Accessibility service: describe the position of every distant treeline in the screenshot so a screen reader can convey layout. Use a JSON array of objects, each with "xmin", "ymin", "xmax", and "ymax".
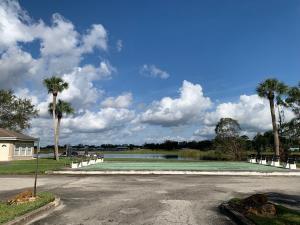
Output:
[
  {"xmin": 41, "ymin": 129, "xmax": 299, "ymax": 152},
  {"xmin": 143, "ymin": 140, "xmax": 213, "ymax": 150}
]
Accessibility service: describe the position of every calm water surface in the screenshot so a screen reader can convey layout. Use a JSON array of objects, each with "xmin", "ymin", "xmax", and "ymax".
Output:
[{"xmin": 34, "ymin": 153, "xmax": 191, "ymax": 160}]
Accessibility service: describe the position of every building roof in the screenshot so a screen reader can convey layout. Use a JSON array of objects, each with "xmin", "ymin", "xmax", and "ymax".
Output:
[{"xmin": 0, "ymin": 128, "xmax": 38, "ymax": 141}]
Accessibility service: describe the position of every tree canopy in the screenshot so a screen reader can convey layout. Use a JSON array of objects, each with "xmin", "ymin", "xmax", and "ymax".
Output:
[
  {"xmin": 0, "ymin": 90, "xmax": 38, "ymax": 132},
  {"xmin": 256, "ymin": 78, "xmax": 288, "ymax": 100},
  {"xmin": 286, "ymin": 82, "xmax": 300, "ymax": 118},
  {"xmin": 43, "ymin": 76, "xmax": 69, "ymax": 96},
  {"xmin": 48, "ymin": 100, "xmax": 74, "ymax": 119},
  {"xmin": 215, "ymin": 118, "xmax": 241, "ymax": 139}
]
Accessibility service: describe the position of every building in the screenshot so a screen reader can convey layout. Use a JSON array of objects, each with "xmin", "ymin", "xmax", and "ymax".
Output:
[{"xmin": 0, "ymin": 128, "xmax": 39, "ymax": 161}]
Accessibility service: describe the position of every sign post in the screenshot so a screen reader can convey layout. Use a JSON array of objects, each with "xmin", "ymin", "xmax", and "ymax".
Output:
[{"xmin": 33, "ymin": 138, "xmax": 40, "ymax": 197}]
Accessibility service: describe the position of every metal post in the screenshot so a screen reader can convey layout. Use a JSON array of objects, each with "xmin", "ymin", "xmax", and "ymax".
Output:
[{"xmin": 33, "ymin": 138, "xmax": 40, "ymax": 197}]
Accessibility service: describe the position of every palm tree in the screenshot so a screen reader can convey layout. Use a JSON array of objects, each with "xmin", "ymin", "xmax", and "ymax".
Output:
[
  {"xmin": 286, "ymin": 82, "xmax": 300, "ymax": 118},
  {"xmin": 256, "ymin": 78, "xmax": 288, "ymax": 156},
  {"xmin": 49, "ymin": 100, "xmax": 74, "ymax": 153},
  {"xmin": 43, "ymin": 77, "xmax": 69, "ymax": 160}
]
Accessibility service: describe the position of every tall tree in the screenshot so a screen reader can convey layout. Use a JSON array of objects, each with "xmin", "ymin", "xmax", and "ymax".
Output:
[
  {"xmin": 49, "ymin": 100, "xmax": 74, "ymax": 151},
  {"xmin": 256, "ymin": 78, "xmax": 288, "ymax": 156},
  {"xmin": 285, "ymin": 82, "xmax": 300, "ymax": 118},
  {"xmin": 214, "ymin": 118, "xmax": 242, "ymax": 160},
  {"xmin": 43, "ymin": 77, "xmax": 69, "ymax": 161},
  {"xmin": 0, "ymin": 89, "xmax": 38, "ymax": 131}
]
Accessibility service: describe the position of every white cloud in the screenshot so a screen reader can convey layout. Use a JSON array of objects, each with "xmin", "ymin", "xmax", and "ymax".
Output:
[
  {"xmin": 59, "ymin": 63, "xmax": 114, "ymax": 109},
  {"xmin": 35, "ymin": 14, "xmax": 79, "ymax": 56},
  {"xmin": 81, "ymin": 24, "xmax": 107, "ymax": 53},
  {"xmin": 0, "ymin": 46, "xmax": 35, "ymax": 88},
  {"xmin": 15, "ymin": 88, "xmax": 39, "ymax": 105},
  {"xmin": 140, "ymin": 80, "xmax": 212, "ymax": 126},
  {"xmin": 0, "ymin": 1, "xmax": 131, "ymax": 145},
  {"xmin": 29, "ymin": 106, "xmax": 136, "ymax": 145},
  {"xmin": 0, "ymin": 0, "xmax": 109, "ymax": 87},
  {"xmin": 140, "ymin": 64, "xmax": 170, "ymax": 79},
  {"xmin": 62, "ymin": 108, "xmax": 135, "ymax": 133},
  {"xmin": 193, "ymin": 126, "xmax": 215, "ymax": 137},
  {"xmin": 144, "ymin": 136, "xmax": 190, "ymax": 143},
  {"xmin": 202, "ymin": 94, "xmax": 295, "ymax": 137},
  {"xmin": 116, "ymin": 39, "xmax": 122, "ymax": 52},
  {"xmin": 101, "ymin": 93, "xmax": 132, "ymax": 108},
  {"xmin": 0, "ymin": 0, "xmax": 34, "ymax": 50}
]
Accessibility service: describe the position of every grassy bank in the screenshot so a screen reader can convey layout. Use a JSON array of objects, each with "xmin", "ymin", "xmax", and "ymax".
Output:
[
  {"xmin": 0, "ymin": 192, "xmax": 55, "ymax": 224},
  {"xmin": 0, "ymin": 158, "xmax": 71, "ymax": 174},
  {"xmin": 178, "ymin": 149, "xmax": 232, "ymax": 160}
]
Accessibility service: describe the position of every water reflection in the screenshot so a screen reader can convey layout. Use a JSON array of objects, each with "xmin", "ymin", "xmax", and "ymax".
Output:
[{"xmin": 34, "ymin": 153, "xmax": 192, "ymax": 160}]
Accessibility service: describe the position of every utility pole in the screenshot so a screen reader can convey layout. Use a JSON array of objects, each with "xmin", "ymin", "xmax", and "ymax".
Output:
[{"xmin": 33, "ymin": 138, "xmax": 40, "ymax": 197}]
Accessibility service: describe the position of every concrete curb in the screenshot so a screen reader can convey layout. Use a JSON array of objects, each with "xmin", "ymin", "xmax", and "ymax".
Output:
[
  {"xmin": 219, "ymin": 202, "xmax": 255, "ymax": 225},
  {"xmin": 46, "ymin": 170, "xmax": 300, "ymax": 176},
  {"xmin": 4, "ymin": 196, "xmax": 60, "ymax": 225}
]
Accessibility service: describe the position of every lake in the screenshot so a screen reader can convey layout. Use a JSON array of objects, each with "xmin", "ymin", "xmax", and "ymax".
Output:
[{"xmin": 34, "ymin": 153, "xmax": 191, "ymax": 160}]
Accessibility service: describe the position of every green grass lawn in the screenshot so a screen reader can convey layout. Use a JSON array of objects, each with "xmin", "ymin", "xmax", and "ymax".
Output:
[
  {"xmin": 0, "ymin": 155, "xmax": 296, "ymax": 174},
  {"xmin": 83, "ymin": 161, "xmax": 287, "ymax": 171},
  {"xmin": 0, "ymin": 192, "xmax": 54, "ymax": 224},
  {"xmin": 0, "ymin": 158, "xmax": 71, "ymax": 174},
  {"xmin": 104, "ymin": 158, "xmax": 197, "ymax": 162}
]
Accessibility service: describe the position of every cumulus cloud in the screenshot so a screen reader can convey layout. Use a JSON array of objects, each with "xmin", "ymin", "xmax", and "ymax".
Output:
[
  {"xmin": 0, "ymin": 46, "xmax": 35, "ymax": 88},
  {"xmin": 101, "ymin": 93, "xmax": 132, "ymax": 108},
  {"xmin": 0, "ymin": 0, "xmax": 33, "ymax": 50},
  {"xmin": 193, "ymin": 126, "xmax": 215, "ymax": 138},
  {"xmin": 81, "ymin": 24, "xmax": 107, "ymax": 53},
  {"xmin": 0, "ymin": 0, "xmax": 109, "ymax": 87},
  {"xmin": 200, "ymin": 94, "xmax": 295, "ymax": 137},
  {"xmin": 62, "ymin": 108, "xmax": 135, "ymax": 133},
  {"xmin": 140, "ymin": 80, "xmax": 212, "ymax": 126},
  {"xmin": 144, "ymin": 135, "xmax": 190, "ymax": 143},
  {"xmin": 15, "ymin": 88, "xmax": 39, "ymax": 105},
  {"xmin": 35, "ymin": 14, "xmax": 79, "ymax": 56},
  {"xmin": 28, "ymin": 106, "xmax": 136, "ymax": 145},
  {"xmin": 59, "ymin": 63, "xmax": 114, "ymax": 109},
  {"xmin": 0, "ymin": 0, "xmax": 133, "ymax": 145},
  {"xmin": 140, "ymin": 64, "xmax": 170, "ymax": 79}
]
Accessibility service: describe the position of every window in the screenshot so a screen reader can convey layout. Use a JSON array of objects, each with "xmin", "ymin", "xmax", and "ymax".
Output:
[
  {"xmin": 14, "ymin": 145, "xmax": 20, "ymax": 156},
  {"xmin": 14, "ymin": 143, "xmax": 34, "ymax": 156},
  {"xmin": 20, "ymin": 144, "xmax": 26, "ymax": 156},
  {"xmin": 26, "ymin": 146, "xmax": 33, "ymax": 156}
]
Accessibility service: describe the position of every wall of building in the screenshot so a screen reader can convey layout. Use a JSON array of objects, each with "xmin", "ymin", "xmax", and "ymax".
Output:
[
  {"xmin": 12, "ymin": 141, "xmax": 34, "ymax": 160},
  {"xmin": 0, "ymin": 141, "xmax": 12, "ymax": 161},
  {"xmin": 0, "ymin": 140, "xmax": 34, "ymax": 161}
]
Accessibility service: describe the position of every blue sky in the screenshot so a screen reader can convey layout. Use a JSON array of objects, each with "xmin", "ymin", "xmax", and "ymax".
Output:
[
  {"xmin": 22, "ymin": 0, "xmax": 300, "ymax": 102},
  {"xmin": 1, "ymin": 0, "xmax": 299, "ymax": 145}
]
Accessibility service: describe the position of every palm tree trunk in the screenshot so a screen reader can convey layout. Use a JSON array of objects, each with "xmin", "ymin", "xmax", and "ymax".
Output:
[
  {"xmin": 52, "ymin": 94, "xmax": 59, "ymax": 161},
  {"xmin": 57, "ymin": 118, "xmax": 61, "ymax": 150},
  {"xmin": 269, "ymin": 98, "xmax": 280, "ymax": 156}
]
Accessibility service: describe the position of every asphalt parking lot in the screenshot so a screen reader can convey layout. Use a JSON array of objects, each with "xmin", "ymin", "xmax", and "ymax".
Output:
[{"xmin": 0, "ymin": 175, "xmax": 299, "ymax": 225}]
